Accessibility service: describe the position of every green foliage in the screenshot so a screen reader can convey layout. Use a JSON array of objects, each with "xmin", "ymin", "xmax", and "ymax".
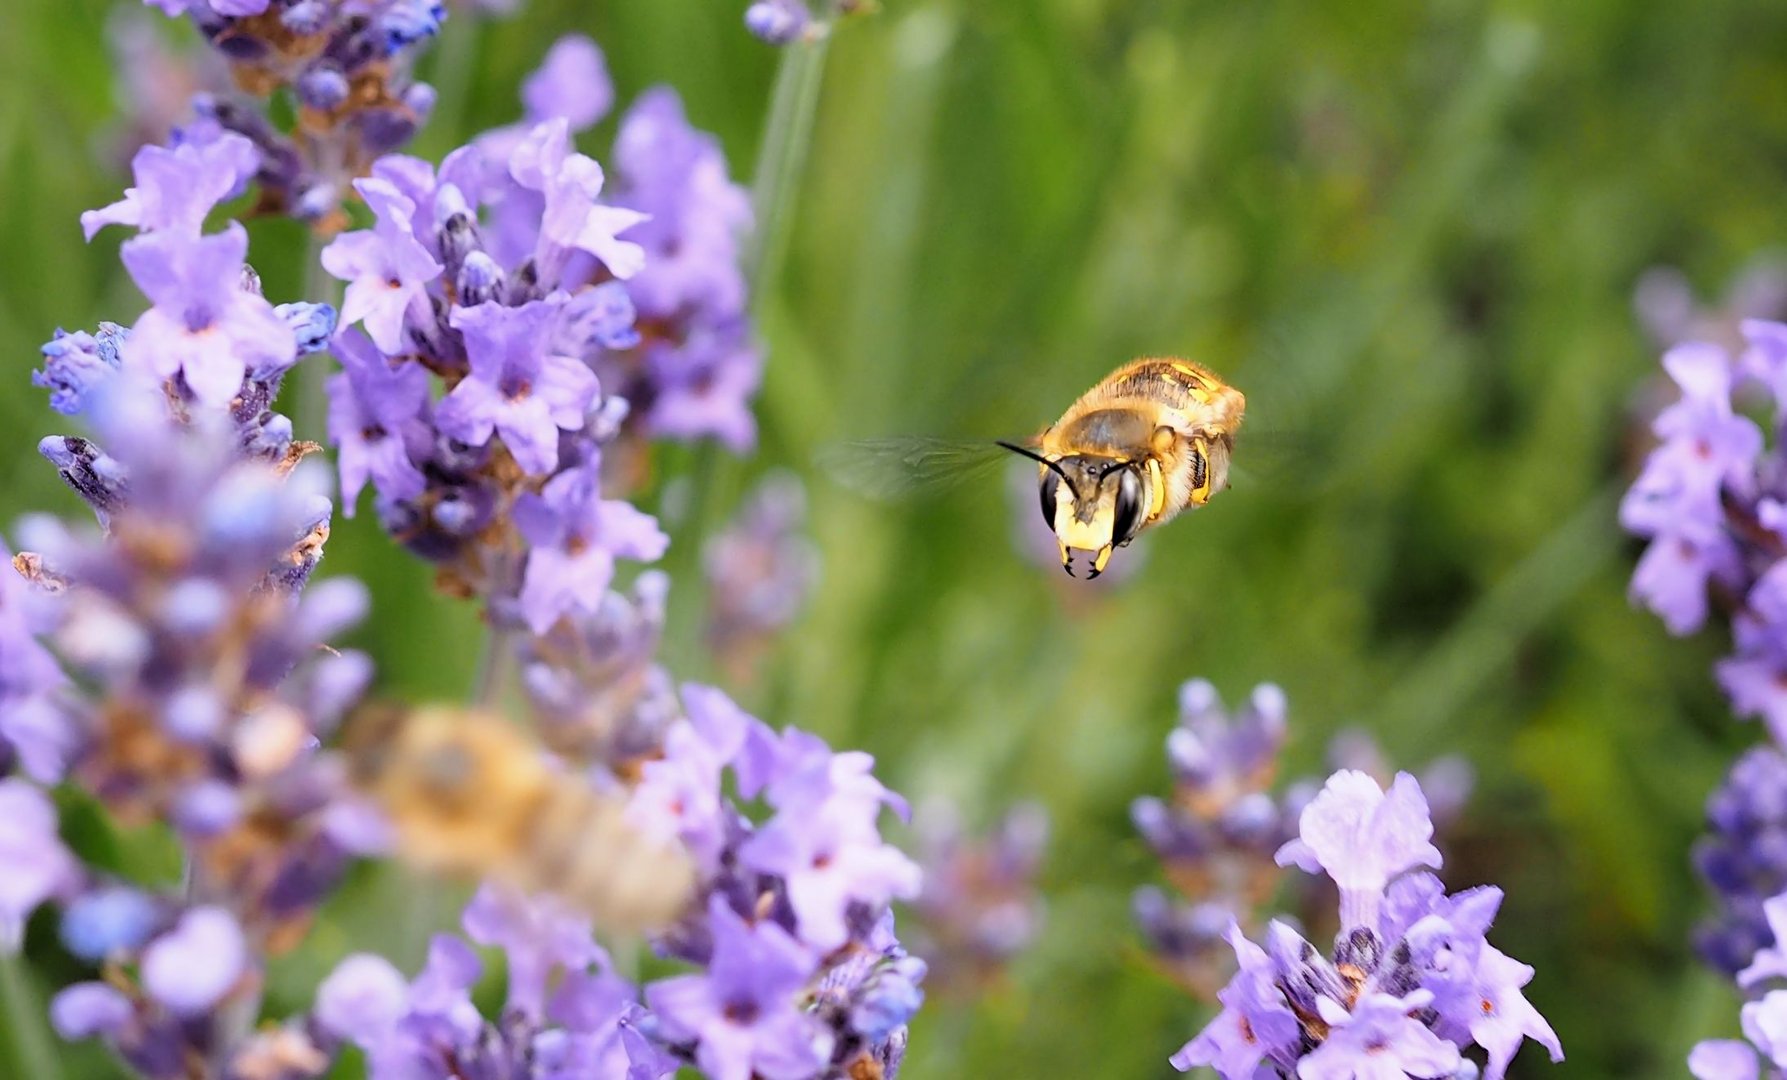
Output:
[{"xmin": 4, "ymin": 0, "xmax": 1787, "ymax": 1076}]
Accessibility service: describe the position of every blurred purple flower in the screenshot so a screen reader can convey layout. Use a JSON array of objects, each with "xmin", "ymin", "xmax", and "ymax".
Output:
[
  {"xmin": 1692, "ymin": 990, "xmax": 1787, "ymax": 1079},
  {"xmin": 0, "ymin": 780, "xmax": 77, "ymax": 949},
  {"xmin": 745, "ymin": 0, "xmax": 812, "ymax": 45},
  {"xmin": 522, "ymin": 35, "xmax": 613, "ymax": 131},
  {"xmin": 141, "ymin": 906, "xmax": 247, "ymax": 1016}
]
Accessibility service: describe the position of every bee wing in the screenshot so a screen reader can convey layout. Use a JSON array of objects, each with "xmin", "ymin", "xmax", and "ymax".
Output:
[
  {"xmin": 1227, "ymin": 429, "xmax": 1330, "ymax": 493},
  {"xmin": 815, "ymin": 436, "xmax": 1019, "ymax": 502}
]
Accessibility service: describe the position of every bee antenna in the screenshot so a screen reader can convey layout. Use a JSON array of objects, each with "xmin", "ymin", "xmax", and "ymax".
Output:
[{"xmin": 996, "ymin": 440, "xmax": 1083, "ymax": 502}]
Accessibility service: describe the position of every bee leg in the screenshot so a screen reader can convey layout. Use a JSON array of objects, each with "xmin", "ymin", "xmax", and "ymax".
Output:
[
  {"xmin": 1058, "ymin": 539, "xmax": 1075, "ymax": 577},
  {"xmin": 1144, "ymin": 457, "xmax": 1167, "ymax": 521},
  {"xmin": 1088, "ymin": 544, "xmax": 1114, "ymax": 580},
  {"xmin": 1187, "ymin": 436, "xmax": 1213, "ymax": 506}
]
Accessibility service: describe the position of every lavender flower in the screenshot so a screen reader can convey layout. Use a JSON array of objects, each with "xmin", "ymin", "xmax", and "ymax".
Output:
[
  {"xmin": 606, "ymin": 87, "xmax": 760, "ymax": 456},
  {"xmin": 1131, "ymin": 679, "xmax": 1299, "ymax": 996},
  {"xmin": 134, "ymin": 0, "xmax": 446, "ymax": 225},
  {"xmin": 647, "ymin": 896, "xmax": 833, "ymax": 1080},
  {"xmin": 908, "ymin": 799, "xmax": 1048, "ymax": 993},
  {"xmin": 435, "ymin": 296, "xmax": 600, "ymax": 474},
  {"xmin": 1636, "ymin": 258, "xmax": 1787, "ymax": 353},
  {"xmin": 319, "ymin": 178, "xmax": 443, "ymax": 353},
  {"xmin": 1692, "ymin": 990, "xmax": 1787, "ymax": 1079},
  {"xmin": 82, "ymin": 130, "xmax": 258, "ymax": 240},
  {"xmin": 1696, "ymin": 746, "xmax": 1787, "ymax": 977},
  {"xmin": 746, "ymin": 0, "xmax": 814, "ymax": 45},
  {"xmin": 120, "ymin": 226, "xmax": 298, "ymax": 407},
  {"xmin": 0, "ymin": 779, "xmax": 77, "ymax": 949},
  {"xmin": 704, "ymin": 471, "xmax": 819, "ymax": 680},
  {"xmin": 1172, "ymin": 770, "xmax": 1561, "ymax": 1079},
  {"xmin": 1620, "ymin": 323, "xmax": 1787, "ymax": 737}
]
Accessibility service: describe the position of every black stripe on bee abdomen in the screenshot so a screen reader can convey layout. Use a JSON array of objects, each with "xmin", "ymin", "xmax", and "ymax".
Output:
[{"xmin": 1105, "ymin": 361, "xmax": 1209, "ymax": 409}]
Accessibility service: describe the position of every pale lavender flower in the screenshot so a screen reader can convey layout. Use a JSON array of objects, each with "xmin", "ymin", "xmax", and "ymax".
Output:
[
  {"xmin": 81, "ymin": 131, "xmax": 258, "ymax": 239},
  {"xmin": 1169, "ymin": 923, "xmax": 1299, "ymax": 1075},
  {"xmin": 0, "ymin": 779, "xmax": 77, "ymax": 949},
  {"xmin": 1691, "ymin": 990, "xmax": 1787, "ymax": 1080},
  {"xmin": 745, "ymin": 0, "xmax": 812, "ymax": 44},
  {"xmin": 312, "ymin": 953, "xmax": 414, "ymax": 1047},
  {"xmin": 461, "ymin": 882, "xmax": 608, "ymax": 1021},
  {"xmin": 741, "ymin": 797, "xmax": 923, "ymax": 953},
  {"xmin": 321, "ymin": 178, "xmax": 444, "ymax": 354},
  {"xmin": 522, "ymin": 34, "xmax": 612, "ymax": 131},
  {"xmin": 1275, "ymin": 770, "xmax": 1442, "ymax": 931},
  {"xmin": 326, "ymin": 329, "xmax": 431, "ymax": 511},
  {"xmin": 140, "ymin": 906, "xmax": 248, "ymax": 1017},
  {"xmin": 118, "ymin": 225, "xmax": 297, "ymax": 407},
  {"xmin": 1300, "ymin": 991, "xmax": 1461, "ymax": 1080},
  {"xmin": 514, "ymin": 464, "xmax": 668, "ymax": 633},
  {"xmin": 510, "ymin": 118, "xmax": 647, "ymax": 283}
]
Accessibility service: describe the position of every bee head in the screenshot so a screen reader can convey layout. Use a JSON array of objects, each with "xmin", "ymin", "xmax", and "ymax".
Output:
[{"xmin": 999, "ymin": 442, "xmax": 1142, "ymax": 580}]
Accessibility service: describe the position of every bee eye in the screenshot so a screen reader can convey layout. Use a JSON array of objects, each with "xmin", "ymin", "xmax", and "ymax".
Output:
[
  {"xmin": 1113, "ymin": 467, "xmax": 1143, "ymax": 545},
  {"xmin": 1038, "ymin": 470, "xmax": 1061, "ymax": 530}
]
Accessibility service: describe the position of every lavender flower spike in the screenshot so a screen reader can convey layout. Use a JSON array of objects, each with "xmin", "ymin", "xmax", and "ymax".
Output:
[{"xmin": 1178, "ymin": 770, "xmax": 1560, "ymax": 1079}]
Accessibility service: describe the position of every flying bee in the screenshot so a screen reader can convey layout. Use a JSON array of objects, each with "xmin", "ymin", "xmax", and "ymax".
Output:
[
  {"xmin": 337, "ymin": 703, "xmax": 696, "ymax": 933},
  {"xmin": 1010, "ymin": 357, "xmax": 1245, "ymax": 579},
  {"xmin": 822, "ymin": 357, "xmax": 1246, "ymax": 580}
]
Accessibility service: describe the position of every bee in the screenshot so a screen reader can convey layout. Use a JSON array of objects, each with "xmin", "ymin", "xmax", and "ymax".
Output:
[
  {"xmin": 338, "ymin": 703, "xmax": 695, "ymax": 933},
  {"xmin": 1011, "ymin": 357, "xmax": 1245, "ymax": 579},
  {"xmin": 824, "ymin": 357, "xmax": 1246, "ymax": 581}
]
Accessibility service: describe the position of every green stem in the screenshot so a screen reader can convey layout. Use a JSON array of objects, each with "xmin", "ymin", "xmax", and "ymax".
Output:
[
  {"xmin": 746, "ymin": 34, "xmax": 833, "ymax": 301},
  {"xmin": 661, "ymin": 33, "xmax": 834, "ymax": 673},
  {"xmin": 427, "ymin": 11, "xmax": 481, "ymax": 154},
  {"xmin": 0, "ymin": 951, "xmax": 63, "ymax": 1080},
  {"xmin": 469, "ymin": 622, "xmax": 512, "ymax": 708}
]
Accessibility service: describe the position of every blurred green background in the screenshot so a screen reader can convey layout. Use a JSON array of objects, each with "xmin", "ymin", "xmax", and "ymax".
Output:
[{"xmin": 6, "ymin": 0, "xmax": 1787, "ymax": 1076}]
